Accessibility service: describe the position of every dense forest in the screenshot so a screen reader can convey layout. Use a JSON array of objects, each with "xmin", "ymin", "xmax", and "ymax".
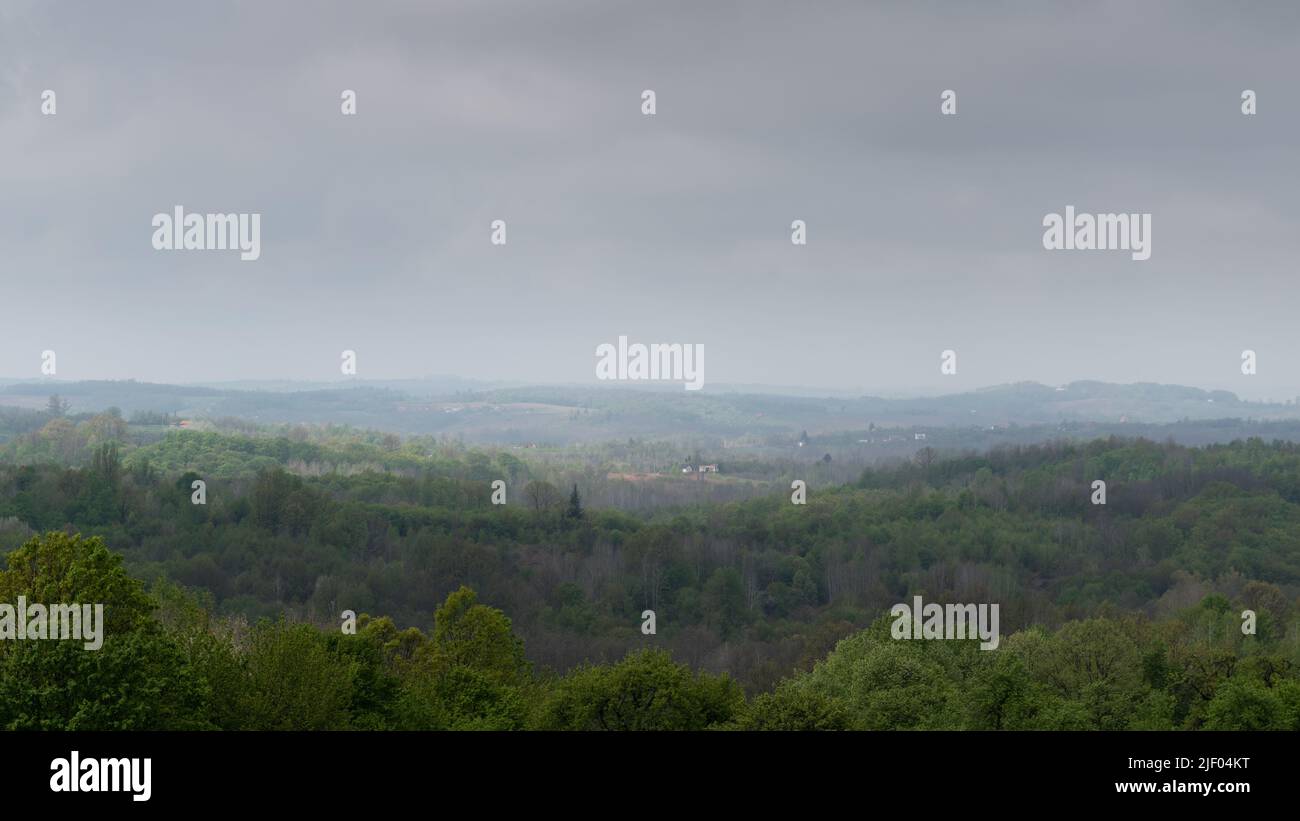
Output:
[
  {"xmin": 0, "ymin": 398, "xmax": 1299, "ymax": 727},
  {"xmin": 2, "ymin": 532, "xmax": 1297, "ymax": 730},
  {"xmin": 2, "ymin": 400, "xmax": 1300, "ymax": 727}
]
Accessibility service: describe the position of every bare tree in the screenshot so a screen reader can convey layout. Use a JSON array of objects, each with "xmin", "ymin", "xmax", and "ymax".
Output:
[{"xmin": 524, "ymin": 480, "xmax": 562, "ymax": 514}]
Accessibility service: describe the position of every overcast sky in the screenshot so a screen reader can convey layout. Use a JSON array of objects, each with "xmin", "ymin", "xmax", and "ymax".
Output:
[{"xmin": 2, "ymin": 1, "xmax": 1298, "ymax": 399}]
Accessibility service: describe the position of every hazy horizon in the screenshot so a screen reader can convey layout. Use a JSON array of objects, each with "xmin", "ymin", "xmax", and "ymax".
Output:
[{"xmin": 3, "ymin": 372, "xmax": 1300, "ymax": 406}]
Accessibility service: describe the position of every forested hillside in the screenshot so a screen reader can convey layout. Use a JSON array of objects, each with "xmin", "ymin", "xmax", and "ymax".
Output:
[
  {"xmin": 1, "ymin": 532, "xmax": 1296, "ymax": 731},
  {"xmin": 1, "ymin": 415, "xmax": 1298, "ymax": 696}
]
